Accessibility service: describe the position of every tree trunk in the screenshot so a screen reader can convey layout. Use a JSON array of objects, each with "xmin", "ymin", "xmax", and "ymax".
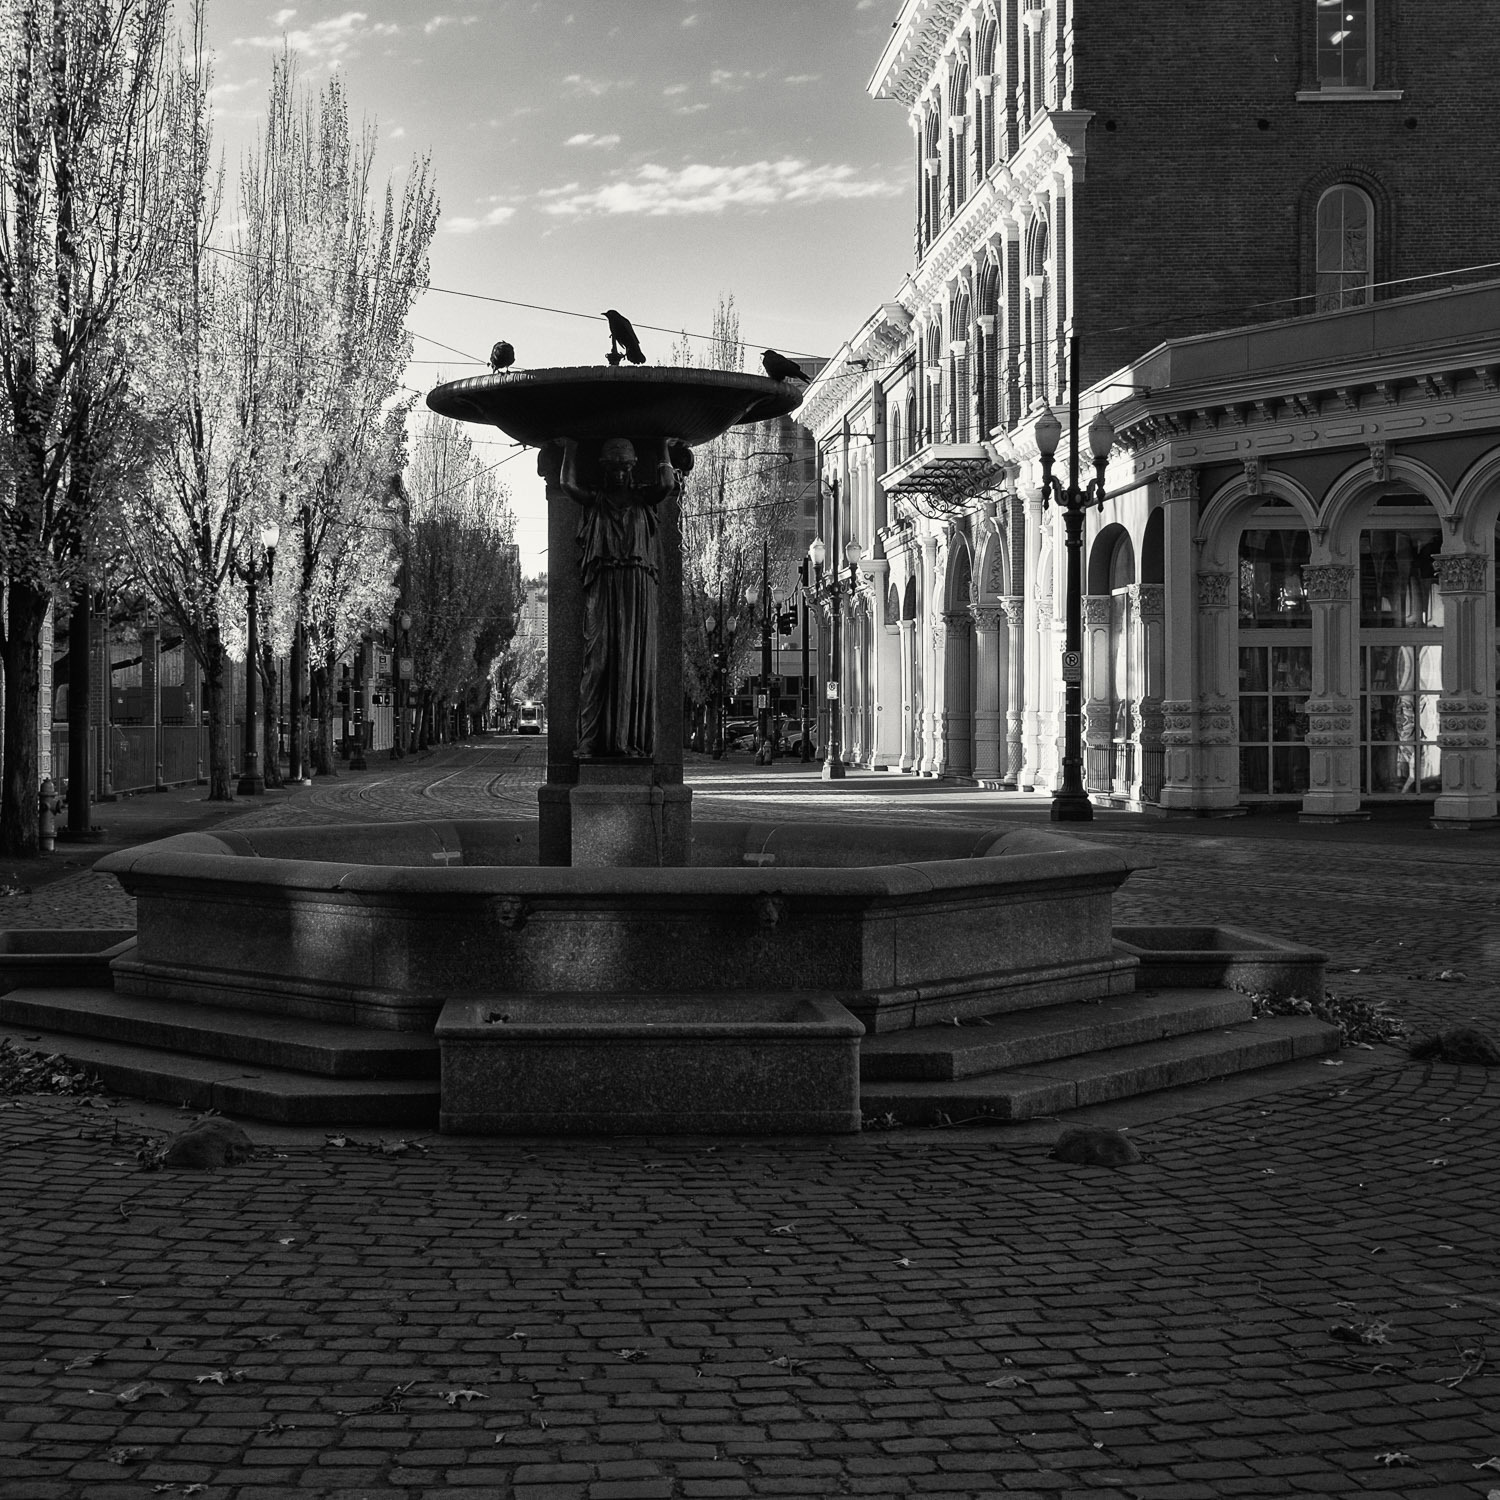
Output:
[
  {"xmin": 311, "ymin": 657, "xmax": 336, "ymax": 776},
  {"xmin": 201, "ymin": 628, "xmax": 235, "ymax": 801},
  {"xmin": 260, "ymin": 645, "xmax": 283, "ymax": 788},
  {"xmin": 66, "ymin": 581, "xmax": 93, "ymax": 832},
  {"xmin": 0, "ymin": 583, "xmax": 49, "ymax": 857},
  {"xmin": 289, "ymin": 622, "xmax": 305, "ymax": 781}
]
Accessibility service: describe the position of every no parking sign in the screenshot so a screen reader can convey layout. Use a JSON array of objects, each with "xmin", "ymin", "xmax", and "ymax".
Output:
[{"xmin": 1061, "ymin": 650, "xmax": 1082, "ymax": 683}]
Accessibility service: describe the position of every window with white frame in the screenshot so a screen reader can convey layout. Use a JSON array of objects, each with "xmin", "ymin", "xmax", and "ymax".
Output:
[
  {"xmin": 1316, "ymin": 0, "xmax": 1370, "ymax": 88},
  {"xmin": 1315, "ymin": 185, "xmax": 1373, "ymax": 310}
]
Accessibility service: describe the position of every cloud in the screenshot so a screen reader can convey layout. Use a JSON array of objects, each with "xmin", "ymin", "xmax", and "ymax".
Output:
[
  {"xmin": 681, "ymin": 11, "xmax": 698, "ymax": 24},
  {"xmin": 236, "ymin": 10, "xmax": 398, "ymax": 65},
  {"xmin": 565, "ymin": 132, "xmax": 621, "ymax": 148},
  {"xmin": 672, "ymin": 102, "xmax": 709, "ymax": 115},
  {"xmin": 562, "ymin": 72, "xmax": 630, "ymax": 96},
  {"xmin": 443, "ymin": 202, "xmax": 518, "ymax": 234},
  {"xmin": 784, "ymin": 73, "xmax": 821, "ymax": 85},
  {"xmin": 709, "ymin": 67, "xmax": 768, "ymax": 91},
  {"xmin": 538, "ymin": 159, "xmax": 901, "ymax": 217},
  {"xmin": 662, "ymin": 83, "xmax": 689, "ymax": 96},
  {"xmin": 424, "ymin": 13, "xmax": 478, "ymax": 34},
  {"xmin": 389, "ymin": 126, "xmax": 406, "ymax": 138}
]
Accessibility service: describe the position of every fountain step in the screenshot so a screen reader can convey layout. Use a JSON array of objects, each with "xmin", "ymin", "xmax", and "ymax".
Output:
[
  {"xmin": 858, "ymin": 1014, "xmax": 1342, "ymax": 1124},
  {"xmin": 0, "ymin": 1020, "xmax": 439, "ymax": 1126},
  {"xmin": 860, "ymin": 989, "xmax": 1256, "ymax": 1081},
  {"xmin": 0, "ymin": 988, "xmax": 440, "ymax": 1078}
]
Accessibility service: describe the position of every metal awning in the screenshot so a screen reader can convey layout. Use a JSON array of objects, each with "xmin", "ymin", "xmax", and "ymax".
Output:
[{"xmin": 882, "ymin": 444, "xmax": 1000, "ymax": 515}]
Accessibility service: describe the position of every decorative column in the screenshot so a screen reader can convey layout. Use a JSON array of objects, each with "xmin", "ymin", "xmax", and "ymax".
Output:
[
  {"xmin": 871, "ymin": 558, "xmax": 899, "ymax": 770},
  {"xmin": 1192, "ymin": 570, "xmax": 1239, "ymax": 812},
  {"xmin": 1020, "ymin": 489, "xmax": 1044, "ymax": 787},
  {"xmin": 1432, "ymin": 552, "xmax": 1497, "ymax": 827},
  {"xmin": 1001, "ymin": 594, "xmax": 1025, "ymax": 788},
  {"xmin": 1135, "ymin": 584, "xmax": 1166, "ymax": 803},
  {"xmin": 970, "ymin": 604, "xmax": 1005, "ymax": 783},
  {"xmin": 1034, "ymin": 595, "xmax": 1059, "ymax": 790},
  {"xmin": 1082, "ymin": 594, "xmax": 1112, "ymax": 795},
  {"xmin": 1158, "ymin": 468, "xmax": 1201, "ymax": 811},
  {"xmin": 1299, "ymin": 563, "xmax": 1363, "ymax": 821},
  {"xmin": 942, "ymin": 612, "xmax": 974, "ymax": 778},
  {"xmin": 919, "ymin": 534, "xmax": 941, "ymax": 774},
  {"xmin": 898, "ymin": 613, "xmax": 917, "ymax": 771}
]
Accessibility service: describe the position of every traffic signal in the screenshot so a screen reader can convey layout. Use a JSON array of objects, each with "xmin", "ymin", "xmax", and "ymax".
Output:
[{"xmin": 776, "ymin": 604, "xmax": 796, "ymax": 636}]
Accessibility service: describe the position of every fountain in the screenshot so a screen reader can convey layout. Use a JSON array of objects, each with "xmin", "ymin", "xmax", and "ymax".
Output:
[{"xmin": 23, "ymin": 356, "xmax": 1336, "ymax": 1136}]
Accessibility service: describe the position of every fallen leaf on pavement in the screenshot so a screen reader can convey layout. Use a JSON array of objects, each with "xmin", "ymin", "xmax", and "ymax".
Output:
[
  {"xmin": 444, "ymin": 1388, "xmax": 485, "ymax": 1405},
  {"xmin": 1376, "ymin": 1451, "xmax": 1413, "ymax": 1466},
  {"xmin": 115, "ymin": 1381, "xmax": 170, "ymax": 1404}
]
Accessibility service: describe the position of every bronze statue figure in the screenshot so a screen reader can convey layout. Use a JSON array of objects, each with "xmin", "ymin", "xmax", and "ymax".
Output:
[{"xmin": 557, "ymin": 436, "xmax": 682, "ymax": 759}]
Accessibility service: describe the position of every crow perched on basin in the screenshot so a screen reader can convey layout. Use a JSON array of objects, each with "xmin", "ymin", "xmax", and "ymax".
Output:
[
  {"xmin": 762, "ymin": 348, "xmax": 811, "ymax": 383},
  {"xmin": 603, "ymin": 309, "xmax": 646, "ymax": 364},
  {"xmin": 489, "ymin": 340, "xmax": 515, "ymax": 371}
]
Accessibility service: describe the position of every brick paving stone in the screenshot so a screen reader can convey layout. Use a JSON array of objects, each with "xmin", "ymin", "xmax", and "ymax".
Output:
[{"xmin": 4, "ymin": 747, "xmax": 1500, "ymax": 1498}]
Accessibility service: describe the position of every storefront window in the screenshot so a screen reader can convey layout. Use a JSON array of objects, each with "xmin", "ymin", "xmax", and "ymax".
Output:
[
  {"xmin": 1238, "ymin": 530, "xmax": 1311, "ymax": 628},
  {"xmin": 1239, "ymin": 644, "xmax": 1311, "ymax": 795},
  {"xmin": 1361, "ymin": 644, "xmax": 1441, "ymax": 793},
  {"xmin": 1360, "ymin": 529, "xmax": 1443, "ymax": 628}
]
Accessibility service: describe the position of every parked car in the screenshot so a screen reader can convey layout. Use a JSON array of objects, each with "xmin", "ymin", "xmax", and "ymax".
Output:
[{"xmin": 720, "ymin": 719, "xmax": 756, "ymax": 750}]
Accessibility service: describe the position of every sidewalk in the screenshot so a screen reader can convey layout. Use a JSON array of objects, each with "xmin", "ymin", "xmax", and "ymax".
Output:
[{"xmin": 2, "ymin": 742, "xmax": 1498, "ymax": 1498}]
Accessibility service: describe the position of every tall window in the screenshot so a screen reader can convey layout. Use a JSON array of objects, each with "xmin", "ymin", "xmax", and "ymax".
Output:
[
  {"xmin": 1238, "ymin": 526, "xmax": 1312, "ymax": 797},
  {"xmin": 1316, "ymin": 185, "xmax": 1372, "ymax": 311},
  {"xmin": 1025, "ymin": 220, "xmax": 1049, "ymax": 408},
  {"xmin": 1317, "ymin": 0, "xmax": 1370, "ymax": 88}
]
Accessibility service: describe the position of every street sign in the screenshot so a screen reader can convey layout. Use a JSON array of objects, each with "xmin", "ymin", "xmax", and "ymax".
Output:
[
  {"xmin": 1061, "ymin": 649, "xmax": 1082, "ymax": 683},
  {"xmin": 756, "ymin": 693, "xmax": 768, "ymax": 709},
  {"xmin": 826, "ymin": 681, "xmax": 839, "ymax": 700},
  {"xmin": 398, "ymin": 656, "xmax": 413, "ymax": 678}
]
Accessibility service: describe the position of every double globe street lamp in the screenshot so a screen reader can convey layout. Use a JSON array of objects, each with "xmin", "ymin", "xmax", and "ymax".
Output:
[
  {"xmin": 807, "ymin": 532, "xmax": 863, "ymax": 780},
  {"xmin": 1033, "ymin": 335, "xmax": 1115, "ymax": 823}
]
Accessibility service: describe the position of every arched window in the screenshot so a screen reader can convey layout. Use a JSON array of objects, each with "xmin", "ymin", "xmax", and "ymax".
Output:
[
  {"xmin": 950, "ymin": 291, "xmax": 972, "ymax": 442},
  {"xmin": 948, "ymin": 63, "xmax": 970, "ymax": 213},
  {"xmin": 1316, "ymin": 185, "xmax": 1373, "ymax": 310},
  {"xmin": 1025, "ymin": 219, "xmax": 1050, "ymax": 407},
  {"xmin": 888, "ymin": 405, "xmax": 901, "ymax": 469},
  {"xmin": 975, "ymin": 18, "xmax": 997, "ymax": 174},
  {"xmin": 905, "ymin": 391, "xmax": 918, "ymax": 458},
  {"xmin": 923, "ymin": 109, "xmax": 942, "ymax": 247}
]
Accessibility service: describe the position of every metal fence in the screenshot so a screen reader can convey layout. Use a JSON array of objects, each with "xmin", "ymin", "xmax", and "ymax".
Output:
[{"xmin": 52, "ymin": 723, "xmax": 209, "ymax": 797}]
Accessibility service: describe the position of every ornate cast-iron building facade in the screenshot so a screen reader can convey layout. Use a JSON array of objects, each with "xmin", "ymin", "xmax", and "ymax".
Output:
[{"xmin": 797, "ymin": 0, "xmax": 1500, "ymax": 825}]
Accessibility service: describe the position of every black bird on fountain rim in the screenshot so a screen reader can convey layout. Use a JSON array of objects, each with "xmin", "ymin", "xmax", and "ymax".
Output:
[
  {"xmin": 761, "ymin": 348, "xmax": 810, "ymax": 383},
  {"xmin": 603, "ymin": 308, "xmax": 646, "ymax": 365},
  {"xmin": 488, "ymin": 340, "xmax": 515, "ymax": 372}
]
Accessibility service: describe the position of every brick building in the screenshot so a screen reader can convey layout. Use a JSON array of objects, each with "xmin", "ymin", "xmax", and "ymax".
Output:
[{"xmin": 795, "ymin": 0, "xmax": 1500, "ymax": 823}]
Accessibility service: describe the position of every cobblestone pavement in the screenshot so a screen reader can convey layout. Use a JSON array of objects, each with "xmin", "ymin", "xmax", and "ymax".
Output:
[{"xmin": 2, "ymin": 740, "xmax": 1499, "ymax": 1498}]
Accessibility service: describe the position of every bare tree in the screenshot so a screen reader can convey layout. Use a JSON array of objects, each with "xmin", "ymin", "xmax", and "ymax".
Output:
[
  {"xmin": 0, "ymin": 0, "xmax": 179, "ymax": 853},
  {"xmin": 675, "ymin": 296, "xmax": 799, "ymax": 746},
  {"xmin": 403, "ymin": 414, "xmax": 519, "ymax": 745}
]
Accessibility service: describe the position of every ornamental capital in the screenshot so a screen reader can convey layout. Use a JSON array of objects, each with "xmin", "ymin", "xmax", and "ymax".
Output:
[
  {"xmin": 1302, "ymin": 563, "xmax": 1356, "ymax": 602},
  {"xmin": 1160, "ymin": 467, "xmax": 1198, "ymax": 503},
  {"xmin": 1433, "ymin": 552, "xmax": 1488, "ymax": 594},
  {"xmin": 1196, "ymin": 571, "xmax": 1232, "ymax": 609}
]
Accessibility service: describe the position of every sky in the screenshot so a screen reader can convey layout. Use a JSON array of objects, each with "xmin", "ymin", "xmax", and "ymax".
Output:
[{"xmin": 203, "ymin": 0, "xmax": 915, "ymax": 576}]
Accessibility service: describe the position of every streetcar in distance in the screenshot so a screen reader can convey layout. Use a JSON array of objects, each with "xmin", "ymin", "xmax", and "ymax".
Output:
[{"xmin": 516, "ymin": 701, "xmax": 544, "ymax": 735}]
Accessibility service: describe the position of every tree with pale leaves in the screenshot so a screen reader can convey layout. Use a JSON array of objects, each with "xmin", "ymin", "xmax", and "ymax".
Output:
[
  {"xmin": 0, "ymin": 0, "xmax": 180, "ymax": 853},
  {"xmin": 248, "ymin": 52, "xmax": 437, "ymax": 778}
]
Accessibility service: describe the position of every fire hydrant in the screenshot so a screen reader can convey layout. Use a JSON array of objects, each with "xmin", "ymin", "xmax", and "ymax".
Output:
[{"xmin": 38, "ymin": 777, "xmax": 60, "ymax": 853}]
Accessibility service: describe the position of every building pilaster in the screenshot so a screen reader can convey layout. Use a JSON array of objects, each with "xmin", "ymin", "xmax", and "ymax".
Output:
[
  {"xmin": 1432, "ymin": 552, "xmax": 1497, "ymax": 827},
  {"xmin": 1299, "ymin": 562, "xmax": 1363, "ymax": 821}
]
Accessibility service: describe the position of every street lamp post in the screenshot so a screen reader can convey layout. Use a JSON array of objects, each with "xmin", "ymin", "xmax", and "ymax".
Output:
[
  {"xmin": 236, "ymin": 521, "xmax": 280, "ymax": 796},
  {"xmin": 798, "ymin": 557, "xmax": 812, "ymax": 762},
  {"xmin": 808, "ymin": 529, "xmax": 863, "ymax": 781},
  {"xmin": 1033, "ymin": 335, "xmax": 1115, "ymax": 823},
  {"xmin": 744, "ymin": 539, "xmax": 776, "ymax": 765}
]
